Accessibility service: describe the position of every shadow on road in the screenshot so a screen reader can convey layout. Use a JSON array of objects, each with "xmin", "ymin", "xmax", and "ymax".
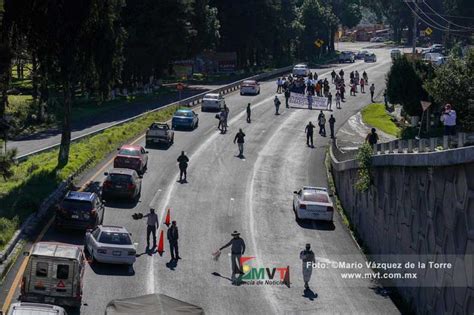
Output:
[
  {"xmin": 145, "ymin": 142, "xmax": 173, "ymax": 150},
  {"xmin": 89, "ymin": 262, "xmax": 135, "ymax": 276},
  {"xmin": 296, "ymin": 218, "xmax": 335, "ymax": 231},
  {"xmin": 302, "ymin": 288, "xmax": 318, "ymax": 301},
  {"xmin": 211, "ymin": 272, "xmax": 232, "ymax": 283}
]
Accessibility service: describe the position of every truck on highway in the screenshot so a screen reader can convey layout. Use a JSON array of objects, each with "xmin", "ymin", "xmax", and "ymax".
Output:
[{"xmin": 145, "ymin": 122, "xmax": 174, "ymax": 146}]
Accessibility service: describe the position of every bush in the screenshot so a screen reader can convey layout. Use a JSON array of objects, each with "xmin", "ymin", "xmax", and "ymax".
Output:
[
  {"xmin": 0, "ymin": 216, "xmax": 19, "ymax": 250},
  {"xmin": 355, "ymin": 143, "xmax": 373, "ymax": 192}
]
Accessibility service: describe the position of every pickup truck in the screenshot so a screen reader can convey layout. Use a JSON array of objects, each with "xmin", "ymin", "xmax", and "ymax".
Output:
[{"xmin": 146, "ymin": 122, "xmax": 174, "ymax": 146}]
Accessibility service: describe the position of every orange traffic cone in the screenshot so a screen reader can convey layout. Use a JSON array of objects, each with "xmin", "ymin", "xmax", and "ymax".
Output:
[
  {"xmin": 157, "ymin": 230, "xmax": 164, "ymax": 256},
  {"xmin": 164, "ymin": 208, "xmax": 171, "ymax": 227}
]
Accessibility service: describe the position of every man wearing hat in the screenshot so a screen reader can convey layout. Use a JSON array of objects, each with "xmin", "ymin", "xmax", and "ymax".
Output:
[
  {"xmin": 219, "ymin": 231, "xmax": 246, "ymax": 284},
  {"xmin": 167, "ymin": 220, "xmax": 180, "ymax": 261},
  {"xmin": 300, "ymin": 243, "xmax": 316, "ymax": 290}
]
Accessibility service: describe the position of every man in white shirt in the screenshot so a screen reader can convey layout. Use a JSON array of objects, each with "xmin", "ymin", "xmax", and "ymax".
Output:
[{"xmin": 441, "ymin": 103, "xmax": 457, "ymax": 135}]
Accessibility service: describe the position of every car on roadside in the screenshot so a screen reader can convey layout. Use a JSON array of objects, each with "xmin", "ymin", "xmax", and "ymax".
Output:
[
  {"xmin": 202, "ymin": 93, "xmax": 225, "ymax": 112},
  {"xmin": 84, "ymin": 225, "xmax": 136, "ymax": 265},
  {"xmin": 370, "ymin": 37, "xmax": 384, "ymax": 43},
  {"xmin": 390, "ymin": 49, "xmax": 402, "ymax": 60},
  {"xmin": 422, "ymin": 44, "xmax": 444, "ymax": 54},
  {"xmin": 113, "ymin": 145, "xmax": 148, "ymax": 175},
  {"xmin": 422, "ymin": 52, "xmax": 446, "ymax": 66},
  {"xmin": 292, "ymin": 64, "xmax": 310, "ymax": 77},
  {"xmin": 355, "ymin": 50, "xmax": 369, "ymax": 60},
  {"xmin": 364, "ymin": 52, "xmax": 377, "ymax": 62},
  {"xmin": 240, "ymin": 80, "xmax": 260, "ymax": 95},
  {"xmin": 145, "ymin": 122, "xmax": 174, "ymax": 146},
  {"xmin": 293, "ymin": 186, "xmax": 334, "ymax": 221},
  {"xmin": 338, "ymin": 51, "xmax": 355, "ymax": 63},
  {"xmin": 172, "ymin": 109, "xmax": 199, "ymax": 130},
  {"xmin": 55, "ymin": 191, "xmax": 105, "ymax": 230},
  {"xmin": 7, "ymin": 302, "xmax": 68, "ymax": 315},
  {"xmin": 102, "ymin": 168, "xmax": 141, "ymax": 202}
]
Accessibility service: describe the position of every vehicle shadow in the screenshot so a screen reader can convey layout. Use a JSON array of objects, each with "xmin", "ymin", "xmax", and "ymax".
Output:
[
  {"xmin": 89, "ymin": 261, "xmax": 135, "ymax": 276},
  {"xmin": 41, "ymin": 229, "xmax": 86, "ymax": 246},
  {"xmin": 295, "ymin": 218, "xmax": 335, "ymax": 231},
  {"xmin": 145, "ymin": 142, "xmax": 173, "ymax": 151}
]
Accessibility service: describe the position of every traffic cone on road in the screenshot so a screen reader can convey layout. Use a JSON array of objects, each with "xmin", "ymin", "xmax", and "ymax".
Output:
[
  {"xmin": 157, "ymin": 230, "xmax": 164, "ymax": 256},
  {"xmin": 164, "ymin": 208, "xmax": 171, "ymax": 227}
]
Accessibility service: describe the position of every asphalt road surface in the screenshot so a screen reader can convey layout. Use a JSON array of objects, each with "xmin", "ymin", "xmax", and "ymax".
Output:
[{"xmin": 2, "ymin": 43, "xmax": 411, "ymax": 314}]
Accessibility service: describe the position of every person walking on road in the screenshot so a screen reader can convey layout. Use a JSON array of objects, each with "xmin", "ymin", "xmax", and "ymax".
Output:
[
  {"xmin": 327, "ymin": 92, "xmax": 333, "ymax": 111},
  {"xmin": 370, "ymin": 83, "xmax": 375, "ymax": 102},
  {"xmin": 274, "ymin": 95, "xmax": 281, "ymax": 115},
  {"xmin": 329, "ymin": 115, "xmax": 336, "ymax": 139},
  {"xmin": 300, "ymin": 243, "xmax": 316, "ymax": 290},
  {"xmin": 276, "ymin": 77, "xmax": 283, "ymax": 93},
  {"xmin": 234, "ymin": 129, "xmax": 246, "ymax": 158},
  {"xmin": 363, "ymin": 71, "xmax": 368, "ymax": 83},
  {"xmin": 218, "ymin": 231, "xmax": 246, "ymax": 285},
  {"xmin": 365, "ymin": 128, "xmax": 379, "ymax": 146},
  {"xmin": 305, "ymin": 121, "xmax": 315, "ymax": 147},
  {"xmin": 246, "ymin": 103, "xmax": 251, "ymax": 123},
  {"xmin": 284, "ymin": 88, "xmax": 291, "ymax": 108},
  {"xmin": 339, "ymin": 69, "xmax": 344, "ymax": 80},
  {"xmin": 331, "ymin": 69, "xmax": 336, "ymax": 83},
  {"xmin": 167, "ymin": 220, "xmax": 181, "ymax": 261},
  {"xmin": 318, "ymin": 111, "xmax": 326, "ymax": 137},
  {"xmin": 177, "ymin": 151, "xmax": 189, "ymax": 183},
  {"xmin": 143, "ymin": 208, "xmax": 159, "ymax": 249},
  {"xmin": 360, "ymin": 78, "xmax": 365, "ymax": 93},
  {"xmin": 335, "ymin": 91, "xmax": 341, "ymax": 109},
  {"xmin": 340, "ymin": 84, "xmax": 345, "ymax": 101}
]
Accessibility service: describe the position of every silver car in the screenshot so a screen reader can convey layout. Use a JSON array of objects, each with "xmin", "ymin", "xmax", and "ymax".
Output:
[{"xmin": 85, "ymin": 225, "xmax": 137, "ymax": 265}]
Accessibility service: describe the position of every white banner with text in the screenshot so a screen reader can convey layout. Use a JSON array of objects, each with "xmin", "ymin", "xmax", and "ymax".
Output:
[{"xmin": 289, "ymin": 93, "xmax": 328, "ymax": 110}]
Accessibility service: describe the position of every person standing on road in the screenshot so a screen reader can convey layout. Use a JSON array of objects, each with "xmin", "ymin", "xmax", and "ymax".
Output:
[
  {"xmin": 234, "ymin": 129, "xmax": 246, "ymax": 157},
  {"xmin": 167, "ymin": 221, "xmax": 181, "ymax": 261},
  {"xmin": 363, "ymin": 71, "xmax": 368, "ymax": 83},
  {"xmin": 222, "ymin": 104, "xmax": 229, "ymax": 133},
  {"xmin": 177, "ymin": 151, "xmax": 189, "ymax": 183},
  {"xmin": 300, "ymin": 243, "xmax": 316, "ymax": 290},
  {"xmin": 305, "ymin": 121, "xmax": 315, "ymax": 147},
  {"xmin": 441, "ymin": 103, "xmax": 457, "ymax": 135},
  {"xmin": 360, "ymin": 78, "xmax": 365, "ymax": 93},
  {"xmin": 329, "ymin": 115, "xmax": 336, "ymax": 139},
  {"xmin": 143, "ymin": 208, "xmax": 159, "ymax": 249},
  {"xmin": 327, "ymin": 92, "xmax": 333, "ymax": 111},
  {"xmin": 274, "ymin": 95, "xmax": 281, "ymax": 115},
  {"xmin": 318, "ymin": 111, "xmax": 326, "ymax": 137},
  {"xmin": 335, "ymin": 91, "xmax": 341, "ymax": 109},
  {"xmin": 331, "ymin": 69, "xmax": 336, "ymax": 83},
  {"xmin": 218, "ymin": 231, "xmax": 246, "ymax": 285},
  {"xmin": 276, "ymin": 77, "xmax": 282, "ymax": 93},
  {"xmin": 284, "ymin": 88, "xmax": 291, "ymax": 108},
  {"xmin": 340, "ymin": 84, "xmax": 345, "ymax": 102},
  {"xmin": 365, "ymin": 128, "xmax": 379, "ymax": 146},
  {"xmin": 246, "ymin": 103, "xmax": 251, "ymax": 123},
  {"xmin": 370, "ymin": 83, "xmax": 375, "ymax": 102},
  {"xmin": 339, "ymin": 69, "xmax": 344, "ymax": 80}
]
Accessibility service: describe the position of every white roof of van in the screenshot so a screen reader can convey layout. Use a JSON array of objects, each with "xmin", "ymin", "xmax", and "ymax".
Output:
[{"xmin": 31, "ymin": 242, "xmax": 81, "ymax": 260}]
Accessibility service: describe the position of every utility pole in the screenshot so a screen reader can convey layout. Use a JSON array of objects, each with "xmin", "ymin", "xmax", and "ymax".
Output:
[{"xmin": 412, "ymin": 1, "xmax": 418, "ymax": 54}]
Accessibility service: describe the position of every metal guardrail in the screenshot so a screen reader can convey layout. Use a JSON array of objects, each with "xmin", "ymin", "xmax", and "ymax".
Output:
[{"xmin": 14, "ymin": 66, "xmax": 294, "ymax": 162}]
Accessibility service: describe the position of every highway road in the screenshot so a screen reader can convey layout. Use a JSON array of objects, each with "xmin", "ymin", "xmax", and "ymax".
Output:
[{"xmin": 2, "ymin": 43, "xmax": 409, "ymax": 314}]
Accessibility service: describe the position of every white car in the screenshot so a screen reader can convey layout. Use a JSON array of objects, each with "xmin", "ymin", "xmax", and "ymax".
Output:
[
  {"xmin": 8, "ymin": 302, "xmax": 67, "ymax": 315},
  {"xmin": 423, "ymin": 52, "xmax": 445, "ymax": 65},
  {"xmin": 293, "ymin": 186, "xmax": 334, "ymax": 221},
  {"xmin": 240, "ymin": 80, "xmax": 260, "ymax": 95},
  {"xmin": 202, "ymin": 93, "xmax": 225, "ymax": 112},
  {"xmin": 85, "ymin": 225, "xmax": 136, "ymax": 265},
  {"xmin": 292, "ymin": 64, "xmax": 310, "ymax": 77}
]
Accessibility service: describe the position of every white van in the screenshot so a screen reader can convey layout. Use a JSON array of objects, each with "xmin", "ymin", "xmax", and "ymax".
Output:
[
  {"xmin": 7, "ymin": 302, "xmax": 67, "ymax": 315},
  {"xmin": 20, "ymin": 242, "xmax": 85, "ymax": 308},
  {"xmin": 202, "ymin": 93, "xmax": 225, "ymax": 112}
]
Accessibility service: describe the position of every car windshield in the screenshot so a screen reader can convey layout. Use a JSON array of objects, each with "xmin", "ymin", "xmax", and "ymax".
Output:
[
  {"xmin": 108, "ymin": 174, "xmax": 132, "ymax": 183},
  {"xmin": 99, "ymin": 232, "xmax": 132, "ymax": 245},
  {"xmin": 303, "ymin": 192, "xmax": 329, "ymax": 203},
  {"xmin": 61, "ymin": 200, "xmax": 93, "ymax": 211},
  {"xmin": 118, "ymin": 149, "xmax": 140, "ymax": 156},
  {"xmin": 175, "ymin": 111, "xmax": 193, "ymax": 117}
]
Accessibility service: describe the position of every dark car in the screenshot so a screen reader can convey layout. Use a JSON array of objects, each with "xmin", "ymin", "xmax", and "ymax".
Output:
[
  {"xmin": 102, "ymin": 168, "xmax": 141, "ymax": 201},
  {"xmin": 113, "ymin": 145, "xmax": 148, "ymax": 175},
  {"xmin": 55, "ymin": 191, "xmax": 105, "ymax": 230},
  {"xmin": 172, "ymin": 109, "xmax": 199, "ymax": 130}
]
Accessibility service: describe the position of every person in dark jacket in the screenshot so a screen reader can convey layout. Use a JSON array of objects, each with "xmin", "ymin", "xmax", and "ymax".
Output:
[
  {"xmin": 177, "ymin": 151, "xmax": 189, "ymax": 183},
  {"xmin": 218, "ymin": 231, "xmax": 246, "ymax": 284},
  {"xmin": 318, "ymin": 111, "xmax": 326, "ymax": 137},
  {"xmin": 305, "ymin": 121, "xmax": 315, "ymax": 147},
  {"xmin": 234, "ymin": 129, "xmax": 246, "ymax": 157},
  {"xmin": 284, "ymin": 88, "xmax": 291, "ymax": 108},
  {"xmin": 329, "ymin": 115, "xmax": 336, "ymax": 138},
  {"xmin": 246, "ymin": 103, "xmax": 251, "ymax": 123},
  {"xmin": 365, "ymin": 128, "xmax": 379, "ymax": 145},
  {"xmin": 167, "ymin": 221, "xmax": 180, "ymax": 261}
]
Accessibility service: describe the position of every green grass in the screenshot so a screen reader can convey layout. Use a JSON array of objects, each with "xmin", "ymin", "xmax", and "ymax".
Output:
[
  {"xmin": 0, "ymin": 217, "xmax": 18, "ymax": 251},
  {"xmin": 361, "ymin": 103, "xmax": 401, "ymax": 137},
  {"xmin": 0, "ymin": 103, "xmax": 180, "ymax": 249}
]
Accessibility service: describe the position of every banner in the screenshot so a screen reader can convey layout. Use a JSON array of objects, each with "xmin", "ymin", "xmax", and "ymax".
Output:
[{"xmin": 289, "ymin": 93, "xmax": 328, "ymax": 110}]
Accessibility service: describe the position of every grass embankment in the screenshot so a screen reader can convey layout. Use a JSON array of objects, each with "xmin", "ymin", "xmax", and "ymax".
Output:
[
  {"xmin": 361, "ymin": 103, "xmax": 401, "ymax": 137},
  {"xmin": 0, "ymin": 104, "xmax": 179, "ymax": 250}
]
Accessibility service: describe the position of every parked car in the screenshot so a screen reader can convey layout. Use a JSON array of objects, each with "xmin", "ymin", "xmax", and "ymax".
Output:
[
  {"xmin": 202, "ymin": 93, "xmax": 225, "ymax": 112},
  {"xmin": 102, "ymin": 168, "xmax": 141, "ymax": 201},
  {"xmin": 293, "ymin": 186, "xmax": 334, "ymax": 221},
  {"xmin": 55, "ymin": 191, "xmax": 104, "ymax": 230},
  {"xmin": 355, "ymin": 50, "xmax": 369, "ymax": 59},
  {"xmin": 172, "ymin": 109, "xmax": 199, "ymax": 130},
  {"xmin": 145, "ymin": 122, "xmax": 174, "ymax": 146},
  {"xmin": 85, "ymin": 225, "xmax": 136, "ymax": 265},
  {"xmin": 240, "ymin": 80, "xmax": 260, "ymax": 95},
  {"xmin": 390, "ymin": 49, "xmax": 402, "ymax": 60},
  {"xmin": 422, "ymin": 44, "xmax": 444, "ymax": 54},
  {"xmin": 113, "ymin": 145, "xmax": 148, "ymax": 175},
  {"xmin": 7, "ymin": 302, "xmax": 68, "ymax": 315},
  {"xmin": 20, "ymin": 242, "xmax": 85, "ymax": 308},
  {"xmin": 364, "ymin": 52, "xmax": 377, "ymax": 62},
  {"xmin": 292, "ymin": 64, "xmax": 310, "ymax": 77},
  {"xmin": 370, "ymin": 37, "xmax": 384, "ymax": 42},
  {"xmin": 338, "ymin": 51, "xmax": 355, "ymax": 63},
  {"xmin": 423, "ymin": 52, "xmax": 445, "ymax": 65}
]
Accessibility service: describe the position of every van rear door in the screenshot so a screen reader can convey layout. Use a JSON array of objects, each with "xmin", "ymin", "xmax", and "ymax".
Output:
[
  {"xmin": 28, "ymin": 258, "xmax": 53, "ymax": 296},
  {"xmin": 51, "ymin": 260, "xmax": 75, "ymax": 298}
]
